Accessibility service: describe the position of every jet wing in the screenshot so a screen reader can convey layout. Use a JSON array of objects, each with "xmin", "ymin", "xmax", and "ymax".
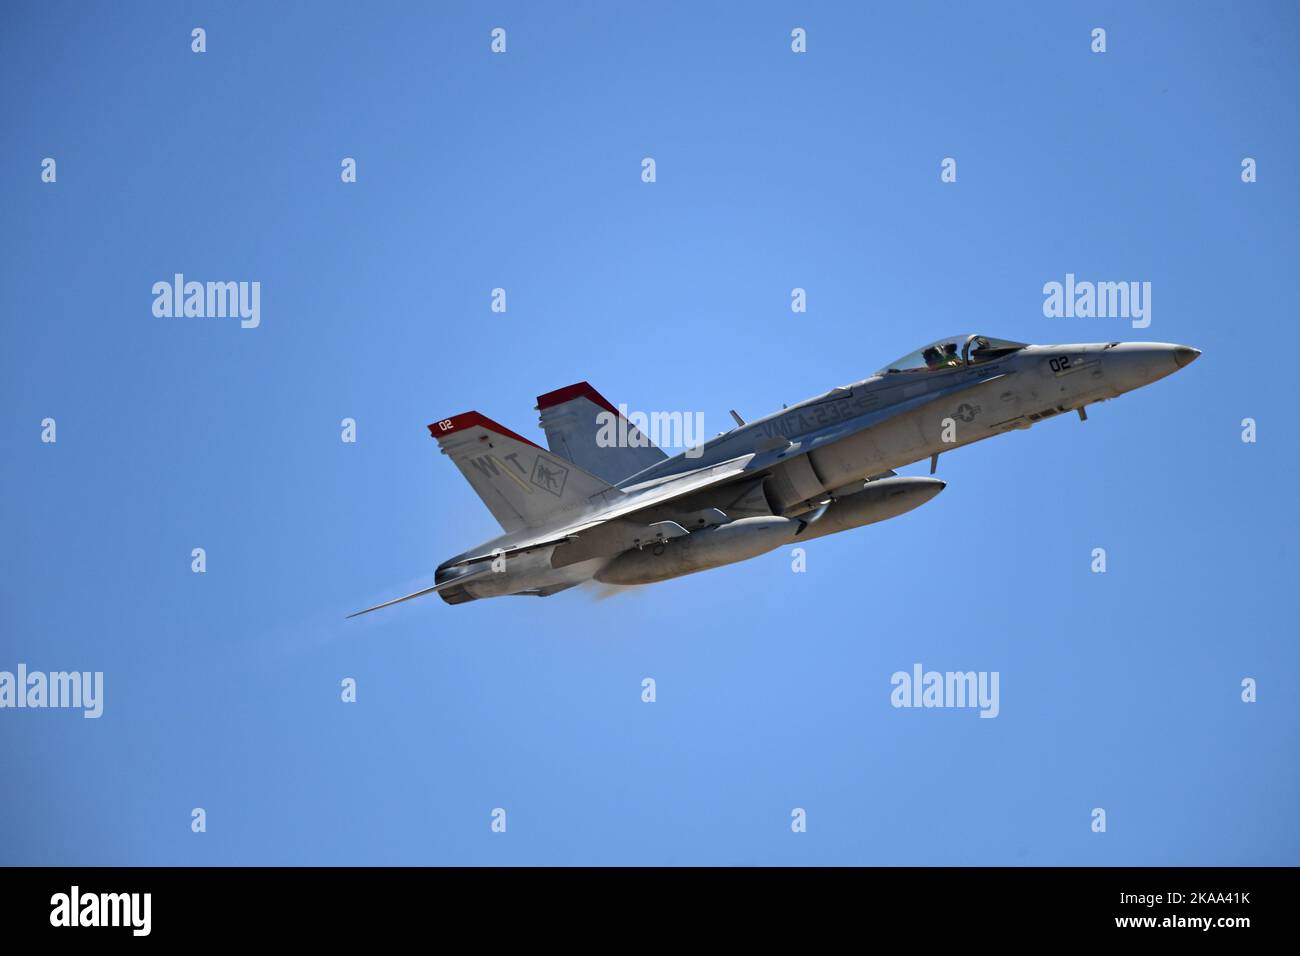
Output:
[
  {"xmin": 443, "ymin": 370, "xmax": 1008, "ymax": 570},
  {"xmin": 442, "ymin": 453, "xmax": 757, "ymax": 567}
]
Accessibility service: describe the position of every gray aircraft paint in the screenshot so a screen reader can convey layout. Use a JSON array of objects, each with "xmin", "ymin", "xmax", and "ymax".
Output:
[
  {"xmin": 535, "ymin": 382, "xmax": 667, "ymax": 484},
  {"xmin": 350, "ymin": 336, "xmax": 1199, "ymax": 614}
]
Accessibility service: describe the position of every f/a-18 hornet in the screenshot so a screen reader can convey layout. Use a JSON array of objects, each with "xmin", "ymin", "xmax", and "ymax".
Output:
[{"xmin": 350, "ymin": 335, "xmax": 1199, "ymax": 614}]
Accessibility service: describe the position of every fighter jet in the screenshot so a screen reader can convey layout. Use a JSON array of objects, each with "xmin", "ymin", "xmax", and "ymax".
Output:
[{"xmin": 349, "ymin": 335, "xmax": 1199, "ymax": 614}]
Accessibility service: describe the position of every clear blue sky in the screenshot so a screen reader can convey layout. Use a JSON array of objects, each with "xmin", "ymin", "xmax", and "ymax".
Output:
[{"xmin": 2, "ymin": 1, "xmax": 1296, "ymax": 865}]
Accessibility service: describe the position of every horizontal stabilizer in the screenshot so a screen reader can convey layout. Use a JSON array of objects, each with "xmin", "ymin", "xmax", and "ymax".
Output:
[{"xmin": 347, "ymin": 568, "xmax": 492, "ymax": 618}]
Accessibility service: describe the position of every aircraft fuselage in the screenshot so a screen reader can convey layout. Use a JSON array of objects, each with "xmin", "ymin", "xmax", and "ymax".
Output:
[{"xmin": 429, "ymin": 338, "xmax": 1199, "ymax": 604}]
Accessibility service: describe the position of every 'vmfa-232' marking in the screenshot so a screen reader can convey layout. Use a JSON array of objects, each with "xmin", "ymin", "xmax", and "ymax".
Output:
[
  {"xmin": 756, "ymin": 391, "xmax": 879, "ymax": 440},
  {"xmin": 755, "ymin": 363, "xmax": 1011, "ymax": 441}
]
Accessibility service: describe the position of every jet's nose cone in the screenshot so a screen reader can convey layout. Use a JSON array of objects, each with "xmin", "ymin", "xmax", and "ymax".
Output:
[{"xmin": 1102, "ymin": 342, "xmax": 1200, "ymax": 395}]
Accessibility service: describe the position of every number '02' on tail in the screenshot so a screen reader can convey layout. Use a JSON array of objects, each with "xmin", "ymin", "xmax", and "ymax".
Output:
[{"xmin": 429, "ymin": 412, "xmax": 620, "ymax": 534}]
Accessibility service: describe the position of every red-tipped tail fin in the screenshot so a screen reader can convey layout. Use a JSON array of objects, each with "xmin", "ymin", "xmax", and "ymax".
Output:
[
  {"xmin": 429, "ymin": 410, "xmax": 619, "ymax": 533},
  {"xmin": 534, "ymin": 382, "xmax": 668, "ymax": 484}
]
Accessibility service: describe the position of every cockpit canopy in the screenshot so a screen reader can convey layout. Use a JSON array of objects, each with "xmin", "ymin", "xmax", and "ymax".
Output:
[{"xmin": 875, "ymin": 335, "xmax": 1027, "ymax": 376}]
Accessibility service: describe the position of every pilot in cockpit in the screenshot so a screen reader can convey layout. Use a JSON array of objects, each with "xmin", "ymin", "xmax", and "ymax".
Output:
[{"xmin": 923, "ymin": 344, "xmax": 961, "ymax": 370}]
